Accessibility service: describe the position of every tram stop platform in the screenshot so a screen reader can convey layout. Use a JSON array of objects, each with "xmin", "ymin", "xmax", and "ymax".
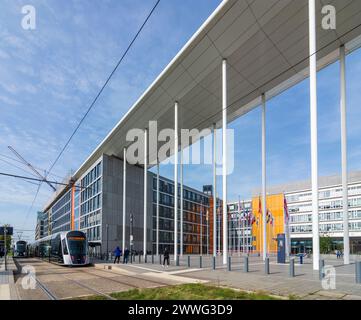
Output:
[{"xmin": 0, "ymin": 257, "xmax": 20, "ymax": 300}]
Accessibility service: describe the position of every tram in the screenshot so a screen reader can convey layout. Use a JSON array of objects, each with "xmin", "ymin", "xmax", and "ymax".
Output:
[
  {"xmin": 29, "ymin": 230, "xmax": 89, "ymax": 266},
  {"xmin": 14, "ymin": 240, "xmax": 27, "ymax": 257}
]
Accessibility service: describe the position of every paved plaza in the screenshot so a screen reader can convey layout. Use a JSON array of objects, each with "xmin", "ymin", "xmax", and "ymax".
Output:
[{"xmin": 95, "ymin": 254, "xmax": 361, "ymax": 300}]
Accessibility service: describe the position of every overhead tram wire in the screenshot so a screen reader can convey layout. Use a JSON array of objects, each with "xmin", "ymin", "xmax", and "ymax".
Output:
[
  {"xmin": 0, "ymin": 171, "xmax": 102, "ymax": 194},
  {"xmin": 45, "ymin": 0, "xmax": 161, "ymax": 178},
  {"xmin": 21, "ymin": 0, "xmax": 161, "ymax": 226},
  {"xmin": 0, "ymin": 153, "xmax": 64, "ymax": 180}
]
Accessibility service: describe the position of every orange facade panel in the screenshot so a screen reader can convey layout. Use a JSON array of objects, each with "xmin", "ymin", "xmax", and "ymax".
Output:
[{"xmin": 252, "ymin": 194, "xmax": 285, "ymax": 255}]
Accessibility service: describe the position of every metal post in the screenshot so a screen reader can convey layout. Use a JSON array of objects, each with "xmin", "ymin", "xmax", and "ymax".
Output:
[
  {"xmin": 156, "ymin": 162, "xmax": 160, "ymax": 257},
  {"xmin": 289, "ymin": 258, "xmax": 295, "ymax": 277},
  {"xmin": 262, "ymin": 93, "xmax": 267, "ymax": 261},
  {"xmin": 356, "ymin": 261, "xmax": 361, "ymax": 284},
  {"xmin": 319, "ymin": 259, "xmax": 325, "ymax": 280},
  {"xmin": 188, "ymin": 255, "xmax": 190, "ymax": 268},
  {"xmin": 152, "ymin": 254, "xmax": 154, "ymax": 264},
  {"xmin": 4, "ymin": 227, "xmax": 7, "ymax": 271},
  {"xmin": 199, "ymin": 255, "xmax": 202, "ymax": 268},
  {"xmin": 213, "ymin": 124, "xmax": 217, "ymax": 257},
  {"xmin": 174, "ymin": 101, "xmax": 179, "ymax": 264},
  {"xmin": 212, "ymin": 256, "xmax": 216, "ymax": 270},
  {"xmin": 180, "ymin": 150, "xmax": 184, "ymax": 257},
  {"xmin": 243, "ymin": 256, "xmax": 249, "ymax": 273},
  {"xmin": 143, "ymin": 129, "xmax": 148, "ymax": 258},
  {"xmin": 228, "ymin": 256, "xmax": 232, "ymax": 271},
  {"xmin": 265, "ymin": 257, "xmax": 270, "ymax": 274},
  {"xmin": 340, "ymin": 45, "xmax": 350, "ymax": 265},
  {"xmin": 200, "ymin": 202, "xmax": 203, "ymax": 256},
  {"xmin": 222, "ymin": 59, "xmax": 228, "ymax": 265},
  {"xmin": 176, "ymin": 255, "xmax": 179, "ymax": 266},
  {"xmin": 159, "ymin": 254, "xmax": 162, "ymax": 265},
  {"xmin": 130, "ymin": 213, "xmax": 134, "ymax": 261},
  {"xmin": 122, "ymin": 148, "xmax": 127, "ymax": 255},
  {"xmin": 309, "ymin": 0, "xmax": 320, "ymax": 271},
  {"xmin": 139, "ymin": 254, "xmax": 141, "ymax": 264}
]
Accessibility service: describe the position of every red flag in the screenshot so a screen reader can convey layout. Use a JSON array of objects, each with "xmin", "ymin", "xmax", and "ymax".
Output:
[{"xmin": 284, "ymin": 196, "xmax": 289, "ymax": 223}]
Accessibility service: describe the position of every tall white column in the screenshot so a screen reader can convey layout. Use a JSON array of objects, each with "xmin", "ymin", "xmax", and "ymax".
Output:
[
  {"xmin": 213, "ymin": 124, "xmax": 217, "ymax": 257},
  {"xmin": 309, "ymin": 0, "xmax": 320, "ymax": 271},
  {"xmin": 174, "ymin": 101, "xmax": 179, "ymax": 263},
  {"xmin": 180, "ymin": 149, "xmax": 184, "ymax": 256},
  {"xmin": 143, "ymin": 129, "xmax": 148, "ymax": 258},
  {"xmin": 262, "ymin": 94, "xmax": 267, "ymax": 261},
  {"xmin": 340, "ymin": 45, "xmax": 350, "ymax": 265},
  {"xmin": 222, "ymin": 59, "xmax": 228, "ymax": 265},
  {"xmin": 156, "ymin": 162, "xmax": 160, "ymax": 256},
  {"xmin": 122, "ymin": 148, "xmax": 127, "ymax": 254}
]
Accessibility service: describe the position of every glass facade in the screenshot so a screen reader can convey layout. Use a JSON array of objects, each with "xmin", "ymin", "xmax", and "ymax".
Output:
[
  {"xmin": 51, "ymin": 190, "xmax": 71, "ymax": 233},
  {"xmin": 152, "ymin": 177, "xmax": 210, "ymax": 254},
  {"xmin": 79, "ymin": 161, "xmax": 102, "ymax": 242},
  {"xmin": 228, "ymin": 201, "xmax": 253, "ymax": 253}
]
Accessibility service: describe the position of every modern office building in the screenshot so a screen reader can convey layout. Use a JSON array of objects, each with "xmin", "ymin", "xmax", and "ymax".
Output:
[
  {"xmin": 263, "ymin": 171, "xmax": 361, "ymax": 254},
  {"xmin": 37, "ymin": 154, "xmax": 214, "ymax": 255}
]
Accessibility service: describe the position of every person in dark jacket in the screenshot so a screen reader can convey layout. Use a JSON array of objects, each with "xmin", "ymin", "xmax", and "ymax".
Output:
[
  {"xmin": 123, "ymin": 248, "xmax": 130, "ymax": 264},
  {"xmin": 163, "ymin": 247, "xmax": 170, "ymax": 268},
  {"xmin": 114, "ymin": 246, "xmax": 121, "ymax": 264}
]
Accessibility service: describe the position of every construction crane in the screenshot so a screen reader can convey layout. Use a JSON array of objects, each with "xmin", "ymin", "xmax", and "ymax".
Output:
[{"xmin": 8, "ymin": 146, "xmax": 57, "ymax": 192}]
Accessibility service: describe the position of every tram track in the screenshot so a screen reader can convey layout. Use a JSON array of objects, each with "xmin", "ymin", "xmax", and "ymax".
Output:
[{"xmin": 78, "ymin": 266, "xmax": 170, "ymax": 289}]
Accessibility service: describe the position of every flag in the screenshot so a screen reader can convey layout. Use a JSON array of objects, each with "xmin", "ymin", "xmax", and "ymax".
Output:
[
  {"xmin": 284, "ymin": 196, "xmax": 289, "ymax": 223},
  {"xmin": 266, "ymin": 209, "xmax": 273, "ymax": 224}
]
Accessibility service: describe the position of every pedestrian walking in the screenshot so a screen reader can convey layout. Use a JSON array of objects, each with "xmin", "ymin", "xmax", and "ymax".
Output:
[
  {"xmin": 123, "ymin": 247, "xmax": 130, "ymax": 264},
  {"xmin": 162, "ymin": 247, "xmax": 170, "ymax": 268},
  {"xmin": 113, "ymin": 246, "xmax": 121, "ymax": 264}
]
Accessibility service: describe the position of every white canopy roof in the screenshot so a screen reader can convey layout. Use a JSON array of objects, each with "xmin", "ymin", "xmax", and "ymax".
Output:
[{"xmin": 73, "ymin": 0, "xmax": 361, "ymax": 180}]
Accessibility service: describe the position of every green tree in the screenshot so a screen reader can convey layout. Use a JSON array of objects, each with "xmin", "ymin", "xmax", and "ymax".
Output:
[{"xmin": 320, "ymin": 236, "xmax": 333, "ymax": 254}]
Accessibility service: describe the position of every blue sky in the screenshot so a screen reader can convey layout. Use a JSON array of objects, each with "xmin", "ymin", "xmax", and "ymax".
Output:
[{"xmin": 0, "ymin": 0, "xmax": 360, "ymax": 241}]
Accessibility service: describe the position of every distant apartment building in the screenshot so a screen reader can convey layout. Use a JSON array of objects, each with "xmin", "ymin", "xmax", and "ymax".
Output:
[
  {"xmin": 227, "ymin": 200, "xmax": 253, "ymax": 253},
  {"xmin": 35, "ymin": 211, "xmax": 46, "ymax": 240}
]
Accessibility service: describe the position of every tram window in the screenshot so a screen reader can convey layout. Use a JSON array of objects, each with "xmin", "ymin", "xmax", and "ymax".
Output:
[{"xmin": 62, "ymin": 239, "xmax": 69, "ymax": 255}]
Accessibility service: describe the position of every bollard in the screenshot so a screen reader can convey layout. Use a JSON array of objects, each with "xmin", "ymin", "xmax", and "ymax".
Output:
[
  {"xmin": 176, "ymin": 255, "xmax": 180, "ymax": 266},
  {"xmin": 265, "ymin": 257, "xmax": 270, "ymax": 274},
  {"xmin": 299, "ymin": 255, "xmax": 303, "ymax": 265},
  {"xmin": 152, "ymin": 254, "xmax": 154, "ymax": 264},
  {"xmin": 138, "ymin": 254, "xmax": 141, "ymax": 264},
  {"xmin": 187, "ymin": 256, "xmax": 191, "ymax": 268},
  {"xmin": 199, "ymin": 256, "xmax": 202, "ymax": 268},
  {"xmin": 159, "ymin": 255, "xmax": 162, "ymax": 265},
  {"xmin": 145, "ymin": 254, "xmax": 147, "ymax": 264},
  {"xmin": 243, "ymin": 256, "xmax": 249, "ymax": 273},
  {"xmin": 130, "ymin": 254, "xmax": 133, "ymax": 264},
  {"xmin": 212, "ymin": 256, "xmax": 216, "ymax": 270},
  {"xmin": 356, "ymin": 261, "xmax": 361, "ymax": 284},
  {"xmin": 289, "ymin": 258, "xmax": 295, "ymax": 277},
  {"xmin": 319, "ymin": 259, "xmax": 325, "ymax": 280},
  {"xmin": 228, "ymin": 256, "xmax": 232, "ymax": 271}
]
